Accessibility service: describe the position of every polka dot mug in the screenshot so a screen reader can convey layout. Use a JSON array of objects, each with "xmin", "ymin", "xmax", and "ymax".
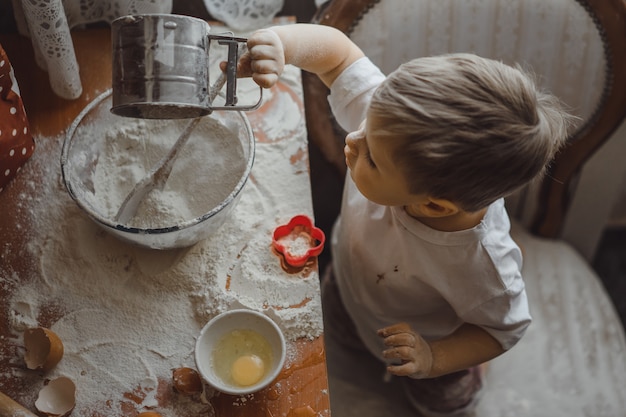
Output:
[{"xmin": 0, "ymin": 43, "xmax": 35, "ymax": 192}]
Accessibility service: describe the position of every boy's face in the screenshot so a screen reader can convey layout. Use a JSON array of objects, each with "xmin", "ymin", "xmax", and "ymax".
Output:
[{"xmin": 344, "ymin": 116, "xmax": 428, "ymax": 208}]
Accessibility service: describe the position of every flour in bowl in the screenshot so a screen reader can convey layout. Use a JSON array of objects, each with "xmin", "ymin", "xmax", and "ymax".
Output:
[{"xmin": 75, "ymin": 115, "xmax": 248, "ymax": 229}]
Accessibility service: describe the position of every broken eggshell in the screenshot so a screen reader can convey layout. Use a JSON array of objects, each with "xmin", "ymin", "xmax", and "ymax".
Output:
[
  {"xmin": 35, "ymin": 376, "xmax": 76, "ymax": 417},
  {"xmin": 272, "ymin": 215, "xmax": 325, "ymax": 267},
  {"xmin": 172, "ymin": 367, "xmax": 203, "ymax": 395},
  {"xmin": 24, "ymin": 327, "xmax": 64, "ymax": 372}
]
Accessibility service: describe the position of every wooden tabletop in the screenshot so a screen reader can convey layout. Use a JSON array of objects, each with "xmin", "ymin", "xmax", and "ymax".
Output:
[{"xmin": 0, "ymin": 26, "xmax": 330, "ymax": 417}]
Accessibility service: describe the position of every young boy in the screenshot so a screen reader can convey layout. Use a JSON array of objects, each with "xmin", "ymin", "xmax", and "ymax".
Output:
[{"xmin": 239, "ymin": 24, "xmax": 572, "ymax": 416}]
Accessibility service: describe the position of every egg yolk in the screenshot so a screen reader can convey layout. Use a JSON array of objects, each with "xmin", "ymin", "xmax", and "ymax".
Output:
[{"xmin": 231, "ymin": 354, "xmax": 265, "ymax": 386}]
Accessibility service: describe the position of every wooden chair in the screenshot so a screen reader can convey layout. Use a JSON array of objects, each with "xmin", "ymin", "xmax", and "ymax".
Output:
[{"xmin": 303, "ymin": 0, "xmax": 626, "ymax": 415}]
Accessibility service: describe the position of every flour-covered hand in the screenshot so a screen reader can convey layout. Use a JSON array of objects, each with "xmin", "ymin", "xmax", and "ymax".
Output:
[
  {"xmin": 225, "ymin": 28, "xmax": 284, "ymax": 89},
  {"xmin": 378, "ymin": 322, "xmax": 433, "ymax": 379}
]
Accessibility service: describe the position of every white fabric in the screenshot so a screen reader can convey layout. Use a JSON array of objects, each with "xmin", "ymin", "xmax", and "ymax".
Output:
[
  {"xmin": 202, "ymin": 0, "xmax": 284, "ymax": 31},
  {"xmin": 324, "ymin": 224, "xmax": 626, "ymax": 417},
  {"xmin": 327, "ymin": 57, "xmax": 531, "ymax": 360},
  {"xmin": 346, "ymin": 0, "xmax": 608, "ymax": 233},
  {"xmin": 349, "ymin": 0, "xmax": 605, "ymax": 128},
  {"xmin": 11, "ymin": 0, "xmax": 172, "ymax": 99},
  {"xmin": 327, "ymin": 58, "xmax": 381, "ymax": 133}
]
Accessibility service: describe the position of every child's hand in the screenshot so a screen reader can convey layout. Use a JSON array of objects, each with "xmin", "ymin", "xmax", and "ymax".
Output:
[
  {"xmin": 378, "ymin": 322, "xmax": 433, "ymax": 379},
  {"xmin": 224, "ymin": 29, "xmax": 285, "ymax": 89}
]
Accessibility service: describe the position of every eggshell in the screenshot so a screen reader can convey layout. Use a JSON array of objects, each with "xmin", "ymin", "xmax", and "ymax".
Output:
[
  {"xmin": 23, "ymin": 327, "xmax": 64, "ymax": 371},
  {"xmin": 172, "ymin": 367, "xmax": 203, "ymax": 395},
  {"xmin": 136, "ymin": 412, "xmax": 163, "ymax": 417},
  {"xmin": 34, "ymin": 377, "xmax": 76, "ymax": 417}
]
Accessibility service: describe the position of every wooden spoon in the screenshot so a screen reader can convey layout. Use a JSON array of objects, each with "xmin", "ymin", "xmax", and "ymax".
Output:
[{"xmin": 113, "ymin": 71, "xmax": 227, "ymax": 225}]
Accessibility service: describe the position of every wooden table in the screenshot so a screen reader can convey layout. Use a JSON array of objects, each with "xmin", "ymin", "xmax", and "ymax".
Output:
[{"xmin": 0, "ymin": 26, "xmax": 330, "ymax": 417}]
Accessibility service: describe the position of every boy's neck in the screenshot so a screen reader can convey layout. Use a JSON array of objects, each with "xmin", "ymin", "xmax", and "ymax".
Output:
[{"xmin": 404, "ymin": 206, "xmax": 488, "ymax": 232}]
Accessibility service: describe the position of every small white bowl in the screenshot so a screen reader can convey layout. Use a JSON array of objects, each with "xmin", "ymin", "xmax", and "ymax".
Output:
[{"xmin": 195, "ymin": 309, "xmax": 286, "ymax": 395}]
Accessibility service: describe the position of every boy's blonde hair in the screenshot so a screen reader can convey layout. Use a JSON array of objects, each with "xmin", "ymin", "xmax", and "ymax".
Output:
[{"xmin": 369, "ymin": 53, "xmax": 573, "ymax": 212}]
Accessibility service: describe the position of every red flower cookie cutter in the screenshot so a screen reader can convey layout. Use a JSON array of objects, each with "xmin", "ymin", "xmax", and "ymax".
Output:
[{"xmin": 272, "ymin": 215, "xmax": 326, "ymax": 267}]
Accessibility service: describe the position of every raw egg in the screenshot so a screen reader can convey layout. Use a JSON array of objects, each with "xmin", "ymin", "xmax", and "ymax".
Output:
[
  {"xmin": 195, "ymin": 309, "xmax": 286, "ymax": 395},
  {"xmin": 231, "ymin": 354, "xmax": 266, "ymax": 386},
  {"xmin": 212, "ymin": 329, "xmax": 272, "ymax": 388}
]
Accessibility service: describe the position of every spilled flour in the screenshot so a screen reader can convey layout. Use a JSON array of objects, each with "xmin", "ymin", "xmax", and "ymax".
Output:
[{"xmin": 0, "ymin": 69, "xmax": 324, "ymax": 417}]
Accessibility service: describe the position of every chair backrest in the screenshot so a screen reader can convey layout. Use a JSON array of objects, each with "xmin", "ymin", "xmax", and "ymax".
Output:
[{"xmin": 304, "ymin": 0, "xmax": 626, "ymax": 241}]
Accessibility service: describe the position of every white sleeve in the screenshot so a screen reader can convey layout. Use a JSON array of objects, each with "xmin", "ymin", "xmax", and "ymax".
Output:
[
  {"xmin": 461, "ymin": 276, "xmax": 532, "ymax": 351},
  {"xmin": 327, "ymin": 57, "xmax": 386, "ymax": 132}
]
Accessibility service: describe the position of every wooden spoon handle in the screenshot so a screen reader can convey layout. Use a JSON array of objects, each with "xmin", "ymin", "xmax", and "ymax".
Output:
[{"xmin": 0, "ymin": 391, "xmax": 38, "ymax": 417}]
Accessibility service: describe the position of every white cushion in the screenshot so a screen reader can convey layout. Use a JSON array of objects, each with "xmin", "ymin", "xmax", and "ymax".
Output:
[{"xmin": 350, "ymin": 0, "xmax": 606, "ymax": 126}]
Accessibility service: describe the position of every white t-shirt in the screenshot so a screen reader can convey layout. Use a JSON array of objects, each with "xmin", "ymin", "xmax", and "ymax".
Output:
[{"xmin": 328, "ymin": 57, "xmax": 531, "ymax": 361}]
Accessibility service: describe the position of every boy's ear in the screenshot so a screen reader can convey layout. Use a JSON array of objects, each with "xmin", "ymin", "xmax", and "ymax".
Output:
[{"xmin": 420, "ymin": 197, "xmax": 460, "ymax": 217}]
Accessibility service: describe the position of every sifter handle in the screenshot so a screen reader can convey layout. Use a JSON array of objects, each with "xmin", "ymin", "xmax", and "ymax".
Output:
[{"xmin": 207, "ymin": 34, "xmax": 263, "ymax": 111}]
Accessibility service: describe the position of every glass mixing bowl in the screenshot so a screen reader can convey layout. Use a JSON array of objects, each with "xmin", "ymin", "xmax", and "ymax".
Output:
[{"xmin": 61, "ymin": 89, "xmax": 255, "ymax": 249}]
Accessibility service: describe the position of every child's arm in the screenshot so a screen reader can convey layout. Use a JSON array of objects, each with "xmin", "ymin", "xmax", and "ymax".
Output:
[
  {"xmin": 378, "ymin": 322, "xmax": 505, "ymax": 379},
  {"xmin": 240, "ymin": 23, "xmax": 365, "ymax": 89}
]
